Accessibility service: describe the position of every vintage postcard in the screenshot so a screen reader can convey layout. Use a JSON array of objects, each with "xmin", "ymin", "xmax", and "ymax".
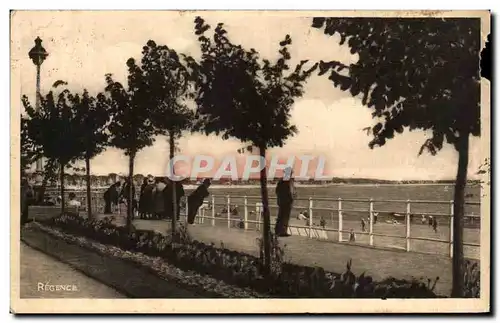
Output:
[{"xmin": 10, "ymin": 10, "xmax": 491, "ymax": 313}]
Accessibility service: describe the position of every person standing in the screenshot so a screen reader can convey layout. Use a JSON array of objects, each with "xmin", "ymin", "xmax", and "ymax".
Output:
[
  {"xmin": 187, "ymin": 178, "xmax": 211, "ymax": 224},
  {"xmin": 139, "ymin": 175, "xmax": 155, "ymax": 219},
  {"xmin": 361, "ymin": 218, "xmax": 367, "ymax": 232},
  {"xmin": 274, "ymin": 167, "xmax": 295, "ymax": 237},
  {"xmin": 153, "ymin": 177, "xmax": 167, "ymax": 219},
  {"xmin": 103, "ymin": 182, "xmax": 121, "ymax": 214},
  {"xmin": 67, "ymin": 192, "xmax": 82, "ymax": 216},
  {"xmin": 20, "ymin": 178, "xmax": 34, "ymax": 226},
  {"xmin": 433, "ymin": 217, "xmax": 439, "ymax": 233}
]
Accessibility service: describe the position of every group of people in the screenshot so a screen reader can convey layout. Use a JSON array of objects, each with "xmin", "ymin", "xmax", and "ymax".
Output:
[
  {"xmin": 102, "ymin": 175, "xmax": 212, "ymax": 224},
  {"xmin": 20, "ymin": 178, "xmax": 83, "ymax": 227}
]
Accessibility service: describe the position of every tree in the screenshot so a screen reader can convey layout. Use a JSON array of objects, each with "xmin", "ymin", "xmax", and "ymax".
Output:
[
  {"xmin": 140, "ymin": 40, "xmax": 195, "ymax": 236},
  {"xmin": 21, "ymin": 114, "xmax": 61, "ymax": 204},
  {"xmin": 476, "ymin": 157, "xmax": 490, "ymax": 198},
  {"xmin": 187, "ymin": 17, "xmax": 317, "ymax": 274},
  {"xmin": 102, "ymin": 58, "xmax": 157, "ymax": 229},
  {"xmin": 20, "ymin": 116, "xmax": 35, "ymax": 178},
  {"xmin": 312, "ymin": 17, "xmax": 481, "ymax": 297},
  {"xmin": 22, "ymin": 82, "xmax": 87, "ymax": 212},
  {"xmin": 71, "ymin": 90, "xmax": 110, "ymax": 219}
]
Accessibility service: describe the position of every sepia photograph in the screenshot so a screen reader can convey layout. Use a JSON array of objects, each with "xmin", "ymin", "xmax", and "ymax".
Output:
[{"xmin": 10, "ymin": 10, "xmax": 491, "ymax": 313}]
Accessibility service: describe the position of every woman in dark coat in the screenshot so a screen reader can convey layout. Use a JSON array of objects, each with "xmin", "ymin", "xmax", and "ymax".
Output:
[
  {"xmin": 139, "ymin": 176, "xmax": 155, "ymax": 219},
  {"xmin": 187, "ymin": 179, "xmax": 211, "ymax": 224},
  {"xmin": 103, "ymin": 182, "xmax": 121, "ymax": 214}
]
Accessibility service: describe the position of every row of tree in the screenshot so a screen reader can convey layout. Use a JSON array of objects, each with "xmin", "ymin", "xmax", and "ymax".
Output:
[{"xmin": 21, "ymin": 16, "xmax": 484, "ymax": 295}]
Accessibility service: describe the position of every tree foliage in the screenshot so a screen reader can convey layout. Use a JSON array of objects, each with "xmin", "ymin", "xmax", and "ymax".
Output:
[
  {"xmin": 311, "ymin": 17, "xmax": 481, "ymax": 153},
  {"xmin": 70, "ymin": 90, "xmax": 110, "ymax": 161},
  {"xmin": 20, "ymin": 115, "xmax": 36, "ymax": 177},
  {"xmin": 22, "ymin": 84, "xmax": 84, "ymax": 167},
  {"xmin": 140, "ymin": 40, "xmax": 195, "ymax": 138},
  {"xmin": 102, "ymin": 60, "xmax": 157, "ymax": 157},
  {"xmin": 186, "ymin": 16, "xmax": 318, "ymax": 150}
]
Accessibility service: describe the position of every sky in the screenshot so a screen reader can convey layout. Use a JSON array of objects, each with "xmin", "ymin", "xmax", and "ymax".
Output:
[{"xmin": 11, "ymin": 11, "xmax": 484, "ymax": 180}]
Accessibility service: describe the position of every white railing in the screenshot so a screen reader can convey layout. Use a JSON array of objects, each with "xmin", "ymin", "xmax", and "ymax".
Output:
[
  {"xmin": 190, "ymin": 195, "xmax": 481, "ymax": 259},
  {"xmin": 44, "ymin": 188, "xmax": 481, "ymax": 259}
]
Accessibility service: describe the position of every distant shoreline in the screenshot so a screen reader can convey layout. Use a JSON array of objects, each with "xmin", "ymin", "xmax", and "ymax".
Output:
[{"xmin": 48, "ymin": 183, "xmax": 476, "ymax": 191}]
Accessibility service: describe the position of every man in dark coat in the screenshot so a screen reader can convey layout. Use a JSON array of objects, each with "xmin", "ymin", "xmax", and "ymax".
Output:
[
  {"xmin": 103, "ymin": 182, "xmax": 121, "ymax": 214},
  {"xmin": 274, "ymin": 167, "xmax": 295, "ymax": 237},
  {"xmin": 164, "ymin": 178, "xmax": 185, "ymax": 220},
  {"xmin": 21, "ymin": 178, "xmax": 34, "ymax": 226},
  {"xmin": 187, "ymin": 179, "xmax": 211, "ymax": 224}
]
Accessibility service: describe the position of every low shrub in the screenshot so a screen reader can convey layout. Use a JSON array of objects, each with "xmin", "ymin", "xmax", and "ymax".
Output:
[
  {"xmin": 43, "ymin": 213, "xmax": 442, "ymax": 298},
  {"xmin": 463, "ymin": 260, "xmax": 480, "ymax": 298}
]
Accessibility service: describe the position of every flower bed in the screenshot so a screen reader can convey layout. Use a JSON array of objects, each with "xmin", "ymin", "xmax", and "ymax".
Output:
[
  {"xmin": 41, "ymin": 213, "xmax": 442, "ymax": 298},
  {"xmin": 24, "ymin": 222, "xmax": 267, "ymax": 298}
]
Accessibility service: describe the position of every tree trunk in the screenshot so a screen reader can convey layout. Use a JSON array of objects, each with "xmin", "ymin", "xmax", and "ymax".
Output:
[
  {"xmin": 85, "ymin": 156, "xmax": 92, "ymax": 219},
  {"xmin": 451, "ymin": 131, "xmax": 469, "ymax": 297},
  {"xmin": 169, "ymin": 131, "xmax": 177, "ymax": 238},
  {"xmin": 258, "ymin": 144, "xmax": 272, "ymax": 276},
  {"xmin": 59, "ymin": 162, "xmax": 65, "ymax": 214},
  {"xmin": 127, "ymin": 153, "xmax": 135, "ymax": 230}
]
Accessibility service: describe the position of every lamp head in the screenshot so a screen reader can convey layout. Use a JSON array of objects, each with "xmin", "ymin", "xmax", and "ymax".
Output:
[{"xmin": 28, "ymin": 37, "xmax": 49, "ymax": 66}]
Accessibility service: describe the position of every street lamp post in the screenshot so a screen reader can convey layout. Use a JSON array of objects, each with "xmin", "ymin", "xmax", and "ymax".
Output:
[{"xmin": 28, "ymin": 37, "xmax": 49, "ymax": 181}]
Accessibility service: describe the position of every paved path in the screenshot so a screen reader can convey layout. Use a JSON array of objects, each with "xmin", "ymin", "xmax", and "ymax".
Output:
[{"xmin": 20, "ymin": 242, "xmax": 125, "ymax": 298}]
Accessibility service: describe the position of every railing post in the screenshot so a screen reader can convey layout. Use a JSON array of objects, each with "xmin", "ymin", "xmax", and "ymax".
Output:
[
  {"xmin": 449, "ymin": 200, "xmax": 454, "ymax": 258},
  {"xmin": 185, "ymin": 197, "xmax": 189, "ymax": 224},
  {"xmin": 308, "ymin": 197, "xmax": 313, "ymax": 238},
  {"xmin": 338, "ymin": 198, "xmax": 343, "ymax": 242},
  {"xmin": 227, "ymin": 195, "xmax": 231, "ymax": 228},
  {"xmin": 369, "ymin": 198, "xmax": 374, "ymax": 246},
  {"xmin": 211, "ymin": 195, "xmax": 215, "ymax": 227},
  {"xmin": 256, "ymin": 203, "xmax": 262, "ymax": 231},
  {"xmin": 243, "ymin": 195, "xmax": 248, "ymax": 230},
  {"xmin": 201, "ymin": 202, "xmax": 205, "ymax": 224},
  {"xmin": 405, "ymin": 199, "xmax": 411, "ymax": 252}
]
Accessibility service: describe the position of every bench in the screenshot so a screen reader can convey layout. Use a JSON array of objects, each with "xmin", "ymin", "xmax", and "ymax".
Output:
[
  {"xmin": 288, "ymin": 226, "xmax": 329, "ymax": 240},
  {"xmin": 28, "ymin": 205, "xmax": 79, "ymax": 221}
]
